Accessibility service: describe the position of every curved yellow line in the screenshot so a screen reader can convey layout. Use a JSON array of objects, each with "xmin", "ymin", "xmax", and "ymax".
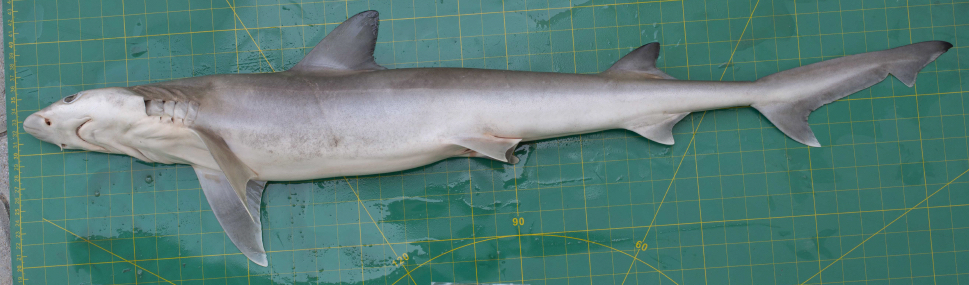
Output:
[
  {"xmin": 343, "ymin": 177, "xmax": 419, "ymax": 284},
  {"xmin": 389, "ymin": 233, "xmax": 679, "ymax": 285},
  {"xmin": 541, "ymin": 234, "xmax": 679, "ymax": 285}
]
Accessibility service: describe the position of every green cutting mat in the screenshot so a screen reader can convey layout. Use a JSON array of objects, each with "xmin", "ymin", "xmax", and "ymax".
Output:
[{"xmin": 5, "ymin": 0, "xmax": 969, "ymax": 284}]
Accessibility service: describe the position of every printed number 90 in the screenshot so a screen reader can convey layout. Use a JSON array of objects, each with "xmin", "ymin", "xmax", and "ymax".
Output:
[{"xmin": 512, "ymin": 217, "xmax": 525, "ymax": 226}]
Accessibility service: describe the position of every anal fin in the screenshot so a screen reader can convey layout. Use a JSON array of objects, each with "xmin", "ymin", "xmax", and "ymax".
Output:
[
  {"xmin": 454, "ymin": 135, "xmax": 522, "ymax": 164},
  {"xmin": 194, "ymin": 166, "xmax": 269, "ymax": 266},
  {"xmin": 627, "ymin": 112, "xmax": 689, "ymax": 145}
]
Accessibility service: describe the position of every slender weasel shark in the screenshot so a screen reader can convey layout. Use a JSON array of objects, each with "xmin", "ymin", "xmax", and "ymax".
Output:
[{"xmin": 22, "ymin": 10, "xmax": 952, "ymax": 266}]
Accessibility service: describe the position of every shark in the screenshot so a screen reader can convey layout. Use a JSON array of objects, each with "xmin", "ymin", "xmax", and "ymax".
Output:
[{"xmin": 21, "ymin": 10, "xmax": 952, "ymax": 266}]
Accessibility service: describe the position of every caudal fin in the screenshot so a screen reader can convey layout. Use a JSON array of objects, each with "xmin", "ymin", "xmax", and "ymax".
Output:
[{"xmin": 753, "ymin": 41, "xmax": 952, "ymax": 147}]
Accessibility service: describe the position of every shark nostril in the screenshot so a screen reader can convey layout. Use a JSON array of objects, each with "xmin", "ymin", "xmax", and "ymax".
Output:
[{"xmin": 45, "ymin": 118, "xmax": 51, "ymax": 126}]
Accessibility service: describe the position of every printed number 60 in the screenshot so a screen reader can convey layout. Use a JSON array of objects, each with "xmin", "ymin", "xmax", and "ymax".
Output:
[{"xmin": 635, "ymin": 241, "xmax": 648, "ymax": 251}]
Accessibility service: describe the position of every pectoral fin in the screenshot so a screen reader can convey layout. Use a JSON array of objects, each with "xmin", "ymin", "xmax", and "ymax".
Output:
[
  {"xmin": 193, "ymin": 166, "xmax": 269, "ymax": 266},
  {"xmin": 454, "ymin": 135, "xmax": 522, "ymax": 164},
  {"xmin": 190, "ymin": 128, "xmax": 257, "ymax": 212}
]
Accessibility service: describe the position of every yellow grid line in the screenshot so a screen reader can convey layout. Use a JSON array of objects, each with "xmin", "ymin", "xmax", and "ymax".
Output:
[
  {"xmin": 7, "ymin": 0, "xmax": 969, "ymax": 283},
  {"xmin": 800, "ymin": 167, "xmax": 969, "ymax": 284},
  {"xmin": 619, "ymin": 0, "xmax": 761, "ymax": 282},
  {"xmin": 224, "ymin": 0, "xmax": 276, "ymax": 72},
  {"xmin": 21, "ymin": 199, "xmax": 969, "ymax": 250},
  {"xmin": 948, "ymin": 0, "xmax": 966, "ymax": 284},
  {"xmin": 388, "ymin": 232, "xmax": 679, "ymax": 285},
  {"xmin": 10, "ymin": 0, "xmax": 964, "ymax": 29},
  {"xmin": 19, "ymin": 236, "xmax": 969, "ymax": 272},
  {"xmin": 904, "ymin": 1, "xmax": 938, "ymax": 284},
  {"xmin": 7, "ymin": 0, "xmax": 25, "ymax": 282},
  {"xmin": 14, "ymin": 157, "xmax": 969, "ymax": 211},
  {"xmin": 342, "ymin": 177, "xmax": 419, "ymax": 285},
  {"xmin": 42, "ymin": 219, "xmax": 176, "ymax": 285}
]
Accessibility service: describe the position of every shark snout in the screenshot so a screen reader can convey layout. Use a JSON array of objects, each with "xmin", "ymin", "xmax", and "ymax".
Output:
[{"xmin": 23, "ymin": 113, "xmax": 49, "ymax": 139}]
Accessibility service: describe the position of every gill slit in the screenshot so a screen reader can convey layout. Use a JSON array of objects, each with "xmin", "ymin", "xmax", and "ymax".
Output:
[{"xmin": 75, "ymin": 119, "xmax": 94, "ymax": 146}]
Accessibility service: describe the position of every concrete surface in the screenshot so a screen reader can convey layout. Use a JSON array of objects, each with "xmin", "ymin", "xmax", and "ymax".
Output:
[{"xmin": 2, "ymin": 0, "xmax": 11, "ymax": 283}]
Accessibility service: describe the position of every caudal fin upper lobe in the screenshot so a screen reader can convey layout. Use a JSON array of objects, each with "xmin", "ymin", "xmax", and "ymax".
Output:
[{"xmin": 752, "ymin": 41, "xmax": 952, "ymax": 147}]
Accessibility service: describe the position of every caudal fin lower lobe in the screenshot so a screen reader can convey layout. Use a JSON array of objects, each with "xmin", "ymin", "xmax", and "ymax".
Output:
[{"xmin": 752, "ymin": 41, "xmax": 952, "ymax": 147}]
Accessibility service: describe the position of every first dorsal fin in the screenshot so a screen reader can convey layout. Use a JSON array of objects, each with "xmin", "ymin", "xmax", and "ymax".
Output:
[
  {"xmin": 601, "ymin": 42, "xmax": 675, "ymax": 80},
  {"xmin": 288, "ymin": 10, "xmax": 386, "ymax": 73}
]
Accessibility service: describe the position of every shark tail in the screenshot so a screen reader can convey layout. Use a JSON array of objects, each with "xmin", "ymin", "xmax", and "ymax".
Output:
[{"xmin": 752, "ymin": 40, "xmax": 952, "ymax": 147}]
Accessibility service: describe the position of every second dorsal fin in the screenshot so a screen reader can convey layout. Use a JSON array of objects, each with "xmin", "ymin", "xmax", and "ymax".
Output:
[
  {"xmin": 601, "ymin": 42, "xmax": 675, "ymax": 80},
  {"xmin": 288, "ymin": 10, "xmax": 386, "ymax": 73}
]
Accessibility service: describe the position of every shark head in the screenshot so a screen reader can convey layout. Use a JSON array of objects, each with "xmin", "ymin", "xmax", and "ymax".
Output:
[{"xmin": 23, "ymin": 87, "xmax": 149, "ymax": 153}]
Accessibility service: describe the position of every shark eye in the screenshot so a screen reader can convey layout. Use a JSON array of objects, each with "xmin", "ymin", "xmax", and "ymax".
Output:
[{"xmin": 63, "ymin": 93, "xmax": 81, "ymax": 104}]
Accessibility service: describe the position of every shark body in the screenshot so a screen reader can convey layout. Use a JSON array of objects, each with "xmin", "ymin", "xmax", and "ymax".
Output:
[{"xmin": 22, "ymin": 11, "xmax": 953, "ymax": 266}]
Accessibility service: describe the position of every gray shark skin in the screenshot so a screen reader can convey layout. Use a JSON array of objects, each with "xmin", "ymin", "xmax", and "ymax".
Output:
[{"xmin": 21, "ymin": 10, "xmax": 953, "ymax": 266}]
